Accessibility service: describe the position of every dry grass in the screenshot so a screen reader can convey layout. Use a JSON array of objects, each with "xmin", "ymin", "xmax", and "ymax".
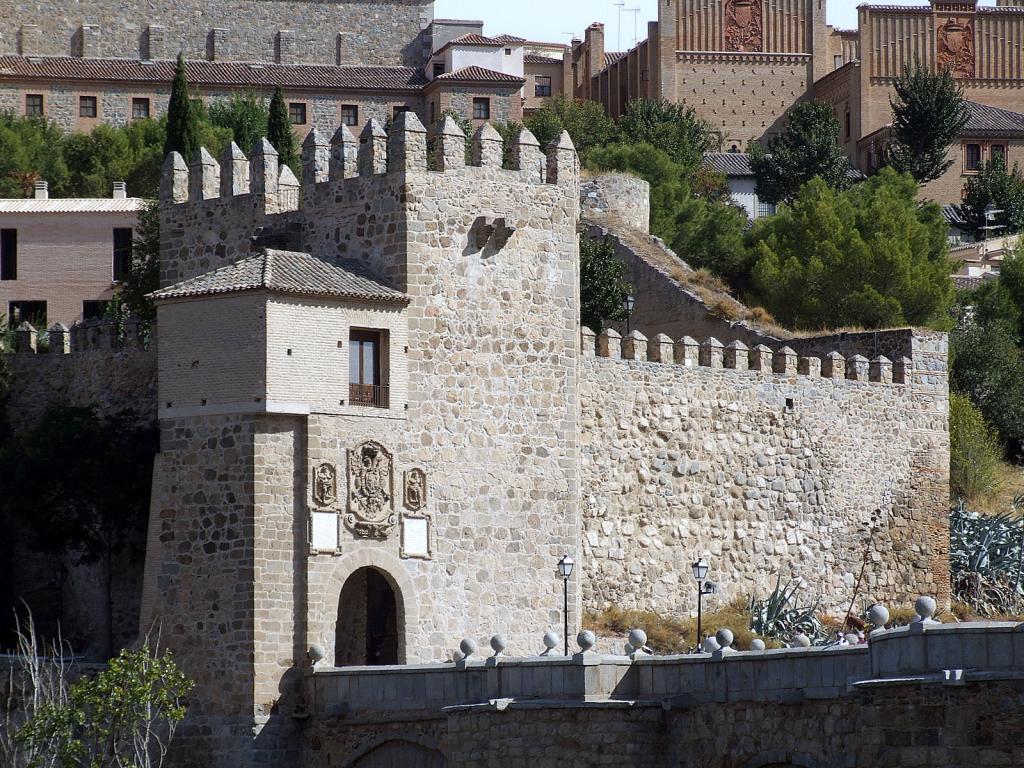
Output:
[
  {"xmin": 969, "ymin": 462, "xmax": 1024, "ymax": 517},
  {"xmin": 584, "ymin": 599, "xmax": 784, "ymax": 653}
]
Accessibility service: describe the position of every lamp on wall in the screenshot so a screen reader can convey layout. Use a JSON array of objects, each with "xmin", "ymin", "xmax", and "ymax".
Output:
[
  {"xmin": 623, "ymin": 293, "xmax": 636, "ymax": 334},
  {"xmin": 557, "ymin": 555, "xmax": 575, "ymax": 656},
  {"xmin": 691, "ymin": 557, "xmax": 715, "ymax": 650}
]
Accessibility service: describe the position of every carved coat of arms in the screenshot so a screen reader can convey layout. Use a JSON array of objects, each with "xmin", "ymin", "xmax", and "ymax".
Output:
[
  {"xmin": 725, "ymin": 0, "xmax": 763, "ymax": 53},
  {"xmin": 404, "ymin": 468, "xmax": 427, "ymax": 513},
  {"xmin": 937, "ymin": 16, "xmax": 975, "ymax": 79},
  {"xmin": 346, "ymin": 441, "xmax": 397, "ymax": 538},
  {"xmin": 312, "ymin": 463, "xmax": 337, "ymax": 507}
]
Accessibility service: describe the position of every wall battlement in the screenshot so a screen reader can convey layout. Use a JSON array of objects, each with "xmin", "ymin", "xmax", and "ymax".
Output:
[{"xmin": 582, "ymin": 326, "xmax": 910, "ymax": 386}]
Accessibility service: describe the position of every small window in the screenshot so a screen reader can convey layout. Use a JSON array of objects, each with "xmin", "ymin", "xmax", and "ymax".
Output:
[
  {"xmin": 82, "ymin": 300, "xmax": 107, "ymax": 320},
  {"xmin": 991, "ymin": 144, "xmax": 1007, "ymax": 165},
  {"xmin": 430, "ymin": 100, "xmax": 436, "ymax": 125},
  {"xmin": 966, "ymin": 143, "xmax": 982, "ymax": 171},
  {"xmin": 535, "ymin": 76, "xmax": 552, "ymax": 98},
  {"xmin": 112, "ymin": 227, "xmax": 133, "ymax": 282},
  {"xmin": 844, "ymin": 111, "xmax": 851, "ymax": 141},
  {"xmin": 341, "ymin": 104, "xmax": 359, "ymax": 127},
  {"xmin": 433, "ymin": 61, "xmax": 445, "ymax": 78},
  {"xmin": 8, "ymin": 301, "xmax": 46, "ymax": 327},
  {"xmin": 79, "ymin": 95, "xmax": 98, "ymax": 118},
  {"xmin": 132, "ymin": 98, "xmax": 150, "ymax": 119},
  {"xmin": 834, "ymin": 54, "xmax": 843, "ymax": 70},
  {"xmin": 393, "ymin": 105, "xmax": 410, "ymax": 119},
  {"xmin": 25, "ymin": 94, "xmax": 43, "ymax": 117},
  {"xmin": 472, "ymin": 97, "xmax": 490, "ymax": 120},
  {"xmin": 0, "ymin": 229, "xmax": 16, "ymax": 281},
  {"xmin": 349, "ymin": 329, "xmax": 389, "ymax": 408},
  {"xmin": 505, "ymin": 47, "xmax": 512, "ymax": 55},
  {"xmin": 288, "ymin": 102, "xmax": 307, "ymax": 125},
  {"xmin": 756, "ymin": 200, "xmax": 776, "ymax": 219}
]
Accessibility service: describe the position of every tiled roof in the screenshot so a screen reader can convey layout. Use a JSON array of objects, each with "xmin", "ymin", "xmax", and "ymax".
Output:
[
  {"xmin": 494, "ymin": 34, "xmax": 527, "ymax": 45},
  {"xmin": 0, "ymin": 55, "xmax": 428, "ymax": 92},
  {"xmin": 704, "ymin": 152, "xmax": 755, "ymax": 176},
  {"xmin": 0, "ymin": 197, "xmax": 146, "ymax": 213},
  {"xmin": 952, "ymin": 275, "xmax": 985, "ymax": 291},
  {"xmin": 431, "ymin": 66, "xmax": 525, "ymax": 84},
  {"xmin": 525, "ymin": 53, "xmax": 562, "ymax": 65},
  {"xmin": 943, "ymin": 205, "xmax": 967, "ymax": 227},
  {"xmin": 605, "ymin": 52, "xmax": 627, "ymax": 66},
  {"xmin": 964, "ymin": 101, "xmax": 1024, "ymax": 135},
  {"xmin": 432, "ymin": 33, "xmax": 505, "ymax": 54},
  {"xmin": 150, "ymin": 249, "xmax": 408, "ymax": 303}
]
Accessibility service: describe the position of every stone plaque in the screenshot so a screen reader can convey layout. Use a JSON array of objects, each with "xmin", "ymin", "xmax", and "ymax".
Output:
[
  {"xmin": 346, "ymin": 441, "xmax": 397, "ymax": 538},
  {"xmin": 401, "ymin": 516, "xmax": 430, "ymax": 560},
  {"xmin": 404, "ymin": 468, "xmax": 427, "ymax": 512},
  {"xmin": 312, "ymin": 463, "xmax": 337, "ymax": 507},
  {"xmin": 310, "ymin": 511, "xmax": 340, "ymax": 555},
  {"xmin": 937, "ymin": 16, "xmax": 975, "ymax": 79}
]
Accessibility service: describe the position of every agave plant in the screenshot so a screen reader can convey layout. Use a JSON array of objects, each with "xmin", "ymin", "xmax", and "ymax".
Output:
[
  {"xmin": 950, "ymin": 499, "xmax": 1024, "ymax": 615},
  {"xmin": 748, "ymin": 576, "xmax": 824, "ymax": 643}
]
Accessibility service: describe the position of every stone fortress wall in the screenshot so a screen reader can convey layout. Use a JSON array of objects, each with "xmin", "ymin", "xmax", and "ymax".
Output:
[{"xmin": 0, "ymin": 0, "xmax": 435, "ymax": 67}]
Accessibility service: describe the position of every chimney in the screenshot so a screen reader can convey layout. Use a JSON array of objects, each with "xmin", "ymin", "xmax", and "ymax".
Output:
[
  {"xmin": 112, "ymin": 181, "xmax": 127, "ymax": 199},
  {"xmin": 33, "ymin": 180, "xmax": 48, "ymax": 200}
]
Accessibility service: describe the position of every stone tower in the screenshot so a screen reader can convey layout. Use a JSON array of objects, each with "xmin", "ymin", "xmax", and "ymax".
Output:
[{"xmin": 139, "ymin": 116, "xmax": 582, "ymax": 765}]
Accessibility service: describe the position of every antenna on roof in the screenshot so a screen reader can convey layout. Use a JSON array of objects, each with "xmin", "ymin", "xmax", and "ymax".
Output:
[
  {"xmin": 625, "ymin": 6, "xmax": 641, "ymax": 47},
  {"xmin": 614, "ymin": 1, "xmax": 626, "ymax": 51}
]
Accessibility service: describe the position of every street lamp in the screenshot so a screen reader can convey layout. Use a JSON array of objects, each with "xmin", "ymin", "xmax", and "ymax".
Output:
[
  {"xmin": 623, "ymin": 294, "xmax": 636, "ymax": 335},
  {"xmin": 691, "ymin": 557, "xmax": 715, "ymax": 649},
  {"xmin": 557, "ymin": 555, "xmax": 575, "ymax": 656}
]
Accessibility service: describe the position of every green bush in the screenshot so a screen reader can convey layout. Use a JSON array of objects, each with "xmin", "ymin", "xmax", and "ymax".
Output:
[{"xmin": 950, "ymin": 393, "xmax": 1005, "ymax": 503}]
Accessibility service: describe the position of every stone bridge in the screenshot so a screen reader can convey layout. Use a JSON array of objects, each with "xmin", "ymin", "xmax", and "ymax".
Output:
[{"xmin": 303, "ymin": 618, "xmax": 1024, "ymax": 768}]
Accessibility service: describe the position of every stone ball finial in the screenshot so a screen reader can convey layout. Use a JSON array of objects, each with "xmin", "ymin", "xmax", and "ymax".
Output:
[
  {"xmin": 460, "ymin": 638, "xmax": 477, "ymax": 658},
  {"xmin": 308, "ymin": 644, "xmax": 326, "ymax": 663},
  {"xmin": 914, "ymin": 595, "xmax": 937, "ymax": 622},
  {"xmin": 701, "ymin": 636, "xmax": 720, "ymax": 653},
  {"xmin": 750, "ymin": 638, "xmax": 766, "ymax": 651},
  {"xmin": 791, "ymin": 634, "xmax": 812, "ymax": 649},
  {"xmin": 628, "ymin": 629, "xmax": 648, "ymax": 651},
  {"xmin": 715, "ymin": 628, "xmax": 734, "ymax": 649},
  {"xmin": 489, "ymin": 635, "xmax": 507, "ymax": 656},
  {"xmin": 867, "ymin": 603, "xmax": 890, "ymax": 627},
  {"xmin": 452, "ymin": 649, "xmax": 466, "ymax": 663},
  {"xmin": 542, "ymin": 631, "xmax": 559, "ymax": 651},
  {"xmin": 577, "ymin": 630, "xmax": 596, "ymax": 652}
]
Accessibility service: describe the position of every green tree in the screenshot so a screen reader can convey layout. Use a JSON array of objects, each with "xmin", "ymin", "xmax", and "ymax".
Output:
[
  {"xmin": 580, "ymin": 237, "xmax": 632, "ymax": 333},
  {"xmin": 746, "ymin": 168, "xmax": 953, "ymax": 330},
  {"xmin": 0, "ymin": 113, "xmax": 69, "ymax": 197},
  {"xmin": 492, "ymin": 120, "xmax": 524, "ymax": 169},
  {"xmin": 524, "ymin": 95, "xmax": 617, "ymax": 158},
  {"xmin": 0, "ymin": 407, "xmax": 158, "ymax": 658},
  {"xmin": 616, "ymin": 99, "xmax": 717, "ymax": 171},
  {"xmin": 887, "ymin": 63, "xmax": 969, "ymax": 184},
  {"xmin": 208, "ymin": 91, "xmax": 269, "ymax": 154},
  {"xmin": 110, "ymin": 199, "xmax": 161, "ymax": 330},
  {"xmin": 956, "ymin": 158, "xmax": 1024, "ymax": 238},
  {"xmin": 163, "ymin": 53, "xmax": 200, "ymax": 162},
  {"xmin": 673, "ymin": 199, "xmax": 753, "ymax": 289},
  {"xmin": 20, "ymin": 639, "xmax": 192, "ymax": 768},
  {"xmin": 749, "ymin": 101, "xmax": 854, "ymax": 205},
  {"xmin": 267, "ymin": 86, "xmax": 298, "ymax": 172},
  {"xmin": 950, "ymin": 392, "xmax": 1004, "ymax": 503}
]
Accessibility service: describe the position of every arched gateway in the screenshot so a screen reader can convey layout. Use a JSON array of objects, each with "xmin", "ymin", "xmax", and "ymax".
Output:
[{"xmin": 335, "ymin": 566, "xmax": 402, "ymax": 666}]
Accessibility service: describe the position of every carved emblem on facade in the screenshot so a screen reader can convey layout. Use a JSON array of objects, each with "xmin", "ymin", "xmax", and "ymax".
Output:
[
  {"xmin": 404, "ymin": 468, "xmax": 427, "ymax": 512},
  {"xmin": 937, "ymin": 16, "xmax": 975, "ymax": 79},
  {"xmin": 724, "ymin": 0, "xmax": 763, "ymax": 53},
  {"xmin": 312, "ymin": 463, "xmax": 338, "ymax": 507},
  {"xmin": 346, "ymin": 441, "xmax": 396, "ymax": 538}
]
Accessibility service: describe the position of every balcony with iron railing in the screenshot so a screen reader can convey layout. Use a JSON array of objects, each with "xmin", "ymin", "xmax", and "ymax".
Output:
[{"xmin": 349, "ymin": 383, "xmax": 390, "ymax": 409}]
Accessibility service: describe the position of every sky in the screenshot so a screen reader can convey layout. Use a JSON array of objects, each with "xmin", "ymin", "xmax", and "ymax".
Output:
[{"xmin": 433, "ymin": 1, "xmax": 996, "ymax": 48}]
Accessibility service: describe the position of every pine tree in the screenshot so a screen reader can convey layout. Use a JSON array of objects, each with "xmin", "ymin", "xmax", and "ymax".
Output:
[
  {"xmin": 267, "ymin": 86, "xmax": 298, "ymax": 172},
  {"xmin": 163, "ymin": 53, "xmax": 200, "ymax": 161},
  {"xmin": 887, "ymin": 63, "xmax": 970, "ymax": 184}
]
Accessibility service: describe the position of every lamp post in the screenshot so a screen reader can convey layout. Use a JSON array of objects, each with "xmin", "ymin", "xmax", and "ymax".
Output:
[
  {"xmin": 623, "ymin": 294, "xmax": 635, "ymax": 335},
  {"xmin": 691, "ymin": 557, "xmax": 715, "ymax": 649},
  {"xmin": 557, "ymin": 555, "xmax": 575, "ymax": 656}
]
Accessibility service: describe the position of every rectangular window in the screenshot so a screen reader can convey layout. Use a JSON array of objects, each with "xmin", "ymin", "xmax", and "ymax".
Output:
[
  {"xmin": 834, "ymin": 54, "xmax": 843, "ymax": 70},
  {"xmin": 132, "ymin": 98, "xmax": 150, "ymax": 119},
  {"xmin": 0, "ymin": 229, "xmax": 16, "ymax": 281},
  {"xmin": 25, "ymin": 94, "xmax": 43, "ymax": 117},
  {"xmin": 393, "ymin": 105, "xmax": 410, "ymax": 119},
  {"xmin": 79, "ymin": 95, "xmax": 98, "ymax": 118},
  {"xmin": 472, "ymin": 97, "xmax": 490, "ymax": 120},
  {"xmin": 288, "ymin": 102, "xmax": 307, "ymax": 125},
  {"xmin": 991, "ymin": 144, "xmax": 1007, "ymax": 165},
  {"xmin": 430, "ymin": 100, "xmax": 436, "ymax": 125},
  {"xmin": 535, "ymin": 76, "xmax": 552, "ymax": 98},
  {"xmin": 966, "ymin": 143, "xmax": 982, "ymax": 171},
  {"xmin": 8, "ymin": 301, "xmax": 46, "ymax": 327},
  {"xmin": 756, "ymin": 201, "xmax": 776, "ymax": 219},
  {"xmin": 112, "ymin": 227, "xmax": 133, "ymax": 282},
  {"xmin": 341, "ymin": 104, "xmax": 359, "ymax": 127},
  {"xmin": 82, "ymin": 300, "xmax": 107, "ymax": 320},
  {"xmin": 844, "ymin": 111, "xmax": 851, "ymax": 141},
  {"xmin": 348, "ymin": 329, "xmax": 389, "ymax": 408},
  {"xmin": 505, "ymin": 47, "xmax": 512, "ymax": 55},
  {"xmin": 433, "ymin": 62, "xmax": 445, "ymax": 78}
]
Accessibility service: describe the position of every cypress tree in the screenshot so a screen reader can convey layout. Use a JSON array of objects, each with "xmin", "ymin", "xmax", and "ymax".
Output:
[
  {"xmin": 267, "ymin": 86, "xmax": 298, "ymax": 171},
  {"xmin": 163, "ymin": 53, "xmax": 200, "ymax": 161}
]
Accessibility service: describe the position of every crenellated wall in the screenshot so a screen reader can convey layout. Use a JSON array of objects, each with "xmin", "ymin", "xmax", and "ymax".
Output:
[{"xmin": 579, "ymin": 325, "xmax": 949, "ymax": 616}]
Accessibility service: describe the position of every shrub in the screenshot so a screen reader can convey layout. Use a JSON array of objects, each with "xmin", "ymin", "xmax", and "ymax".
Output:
[{"xmin": 950, "ymin": 393, "xmax": 1004, "ymax": 503}]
